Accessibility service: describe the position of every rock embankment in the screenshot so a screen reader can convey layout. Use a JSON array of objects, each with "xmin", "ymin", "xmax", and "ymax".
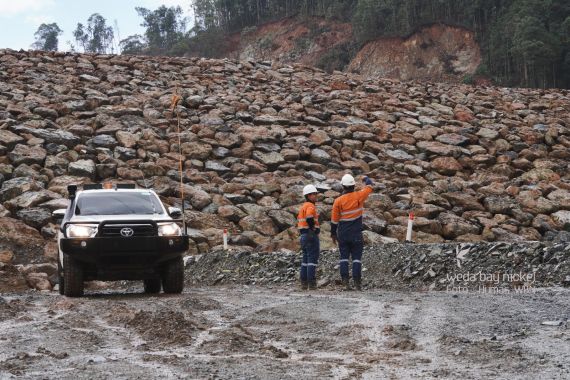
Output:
[
  {"xmin": 0, "ymin": 49, "xmax": 569, "ymax": 291},
  {"xmin": 185, "ymin": 242, "xmax": 570, "ymax": 290}
]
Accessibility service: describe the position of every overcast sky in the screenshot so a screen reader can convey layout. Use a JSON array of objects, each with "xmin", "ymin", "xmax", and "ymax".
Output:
[{"xmin": 0, "ymin": 0, "xmax": 193, "ymax": 51}]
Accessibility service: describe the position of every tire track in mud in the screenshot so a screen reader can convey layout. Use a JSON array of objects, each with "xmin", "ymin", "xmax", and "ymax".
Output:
[{"xmin": 0, "ymin": 287, "xmax": 569, "ymax": 379}]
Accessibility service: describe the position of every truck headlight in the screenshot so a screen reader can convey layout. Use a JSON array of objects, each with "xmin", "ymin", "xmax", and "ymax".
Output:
[
  {"xmin": 158, "ymin": 222, "xmax": 181, "ymax": 236},
  {"xmin": 67, "ymin": 224, "xmax": 98, "ymax": 238}
]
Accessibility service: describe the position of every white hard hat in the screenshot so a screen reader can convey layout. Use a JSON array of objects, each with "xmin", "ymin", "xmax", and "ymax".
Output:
[
  {"xmin": 303, "ymin": 184, "xmax": 318, "ymax": 196},
  {"xmin": 341, "ymin": 174, "xmax": 356, "ymax": 186}
]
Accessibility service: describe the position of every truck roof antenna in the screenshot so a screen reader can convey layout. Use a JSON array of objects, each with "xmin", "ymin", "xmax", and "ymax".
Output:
[{"xmin": 170, "ymin": 88, "xmax": 186, "ymax": 232}]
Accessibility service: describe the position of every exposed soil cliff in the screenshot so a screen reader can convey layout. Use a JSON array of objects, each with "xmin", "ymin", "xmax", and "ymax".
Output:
[
  {"xmin": 348, "ymin": 24, "xmax": 481, "ymax": 81},
  {"xmin": 228, "ymin": 19, "xmax": 480, "ymax": 82},
  {"xmin": 228, "ymin": 17, "xmax": 353, "ymax": 67}
]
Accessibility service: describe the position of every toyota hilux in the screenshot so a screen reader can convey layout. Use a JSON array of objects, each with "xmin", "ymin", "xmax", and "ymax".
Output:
[{"xmin": 53, "ymin": 183, "xmax": 188, "ymax": 297}]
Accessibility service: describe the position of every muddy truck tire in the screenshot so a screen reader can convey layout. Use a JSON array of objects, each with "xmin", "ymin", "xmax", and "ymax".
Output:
[
  {"xmin": 63, "ymin": 254, "xmax": 84, "ymax": 297},
  {"xmin": 144, "ymin": 279, "xmax": 162, "ymax": 294},
  {"xmin": 162, "ymin": 257, "xmax": 184, "ymax": 294},
  {"xmin": 57, "ymin": 258, "xmax": 64, "ymax": 295}
]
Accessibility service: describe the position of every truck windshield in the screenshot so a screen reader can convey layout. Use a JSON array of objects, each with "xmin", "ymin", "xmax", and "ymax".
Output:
[{"xmin": 75, "ymin": 192, "xmax": 164, "ymax": 216}]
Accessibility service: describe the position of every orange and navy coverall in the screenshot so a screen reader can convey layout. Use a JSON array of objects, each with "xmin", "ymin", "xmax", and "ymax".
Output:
[
  {"xmin": 297, "ymin": 201, "xmax": 320, "ymax": 284},
  {"xmin": 331, "ymin": 180, "xmax": 373, "ymax": 281}
]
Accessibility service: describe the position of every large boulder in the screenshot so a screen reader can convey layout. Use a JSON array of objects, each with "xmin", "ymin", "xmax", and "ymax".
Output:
[
  {"xmin": 8, "ymin": 144, "xmax": 47, "ymax": 166},
  {"xmin": 0, "ymin": 263, "xmax": 28, "ymax": 292},
  {"xmin": 0, "ymin": 250, "xmax": 14, "ymax": 263},
  {"xmin": 9, "ymin": 126, "xmax": 80, "ymax": 147},
  {"xmin": 4, "ymin": 190, "xmax": 60, "ymax": 212},
  {"xmin": 267, "ymin": 210, "xmax": 297, "ymax": 232},
  {"xmin": 0, "ymin": 217, "xmax": 46, "ymax": 264},
  {"xmin": 217, "ymin": 205, "xmax": 247, "ymax": 222},
  {"xmin": 68, "ymin": 159, "xmax": 97, "ymax": 179},
  {"xmin": 0, "ymin": 130, "xmax": 25, "ymax": 148},
  {"xmin": 443, "ymin": 192, "xmax": 484, "ymax": 211},
  {"xmin": 547, "ymin": 189, "xmax": 570, "ymax": 210},
  {"xmin": 181, "ymin": 142, "xmax": 212, "ymax": 160},
  {"xmin": 431, "ymin": 157, "xmax": 463, "ymax": 175},
  {"xmin": 116, "ymin": 131, "xmax": 139, "ymax": 148},
  {"xmin": 438, "ymin": 213, "xmax": 481, "ymax": 239},
  {"xmin": 16, "ymin": 208, "xmax": 53, "ymax": 229},
  {"xmin": 0, "ymin": 177, "xmax": 44, "ymax": 201},
  {"xmin": 90, "ymin": 134, "xmax": 118, "ymax": 148},
  {"xmin": 181, "ymin": 185, "xmax": 212, "ymax": 211},
  {"xmin": 484, "ymin": 196, "xmax": 516, "ymax": 215},
  {"xmin": 252, "ymin": 151, "xmax": 285, "ymax": 169},
  {"xmin": 239, "ymin": 214, "xmax": 279, "ymax": 236},
  {"xmin": 552, "ymin": 211, "xmax": 570, "ymax": 230}
]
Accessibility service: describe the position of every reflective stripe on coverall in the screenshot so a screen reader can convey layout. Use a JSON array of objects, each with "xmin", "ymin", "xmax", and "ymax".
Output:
[
  {"xmin": 298, "ymin": 202, "xmax": 320, "ymax": 283},
  {"xmin": 331, "ymin": 185, "xmax": 373, "ymax": 280}
]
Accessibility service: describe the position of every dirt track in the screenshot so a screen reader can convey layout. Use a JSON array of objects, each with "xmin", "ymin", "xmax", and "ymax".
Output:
[{"xmin": 0, "ymin": 285, "xmax": 569, "ymax": 379}]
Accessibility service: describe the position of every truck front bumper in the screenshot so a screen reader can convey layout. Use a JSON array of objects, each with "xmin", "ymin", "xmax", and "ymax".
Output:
[{"xmin": 60, "ymin": 235, "xmax": 189, "ymax": 280}]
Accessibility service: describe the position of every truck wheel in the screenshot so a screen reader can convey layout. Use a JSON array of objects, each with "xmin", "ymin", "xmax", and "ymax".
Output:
[
  {"xmin": 63, "ymin": 254, "xmax": 84, "ymax": 297},
  {"xmin": 162, "ymin": 257, "xmax": 184, "ymax": 294},
  {"xmin": 57, "ymin": 258, "xmax": 64, "ymax": 295},
  {"xmin": 143, "ymin": 279, "xmax": 161, "ymax": 294}
]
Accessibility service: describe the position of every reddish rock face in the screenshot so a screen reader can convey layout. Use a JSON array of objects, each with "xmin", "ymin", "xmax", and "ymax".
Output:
[
  {"xmin": 227, "ymin": 18, "xmax": 480, "ymax": 84},
  {"xmin": 348, "ymin": 25, "xmax": 481, "ymax": 82},
  {"xmin": 228, "ymin": 17, "xmax": 353, "ymax": 68}
]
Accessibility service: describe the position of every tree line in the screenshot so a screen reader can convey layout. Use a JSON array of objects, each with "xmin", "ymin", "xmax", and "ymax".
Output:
[{"xmin": 31, "ymin": 0, "xmax": 570, "ymax": 88}]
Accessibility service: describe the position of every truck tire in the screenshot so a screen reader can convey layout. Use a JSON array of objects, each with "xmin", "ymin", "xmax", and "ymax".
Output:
[
  {"xmin": 57, "ymin": 258, "xmax": 64, "ymax": 295},
  {"xmin": 63, "ymin": 254, "xmax": 84, "ymax": 297},
  {"xmin": 162, "ymin": 257, "xmax": 184, "ymax": 294},
  {"xmin": 143, "ymin": 279, "xmax": 161, "ymax": 294}
]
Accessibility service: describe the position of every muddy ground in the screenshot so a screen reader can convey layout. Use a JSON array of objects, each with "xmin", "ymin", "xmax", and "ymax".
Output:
[{"xmin": 0, "ymin": 283, "xmax": 568, "ymax": 379}]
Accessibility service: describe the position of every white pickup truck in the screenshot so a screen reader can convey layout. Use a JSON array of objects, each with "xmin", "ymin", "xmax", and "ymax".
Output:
[{"xmin": 53, "ymin": 183, "xmax": 188, "ymax": 297}]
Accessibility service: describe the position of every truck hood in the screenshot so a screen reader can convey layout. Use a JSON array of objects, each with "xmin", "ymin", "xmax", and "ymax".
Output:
[{"xmin": 70, "ymin": 214, "xmax": 171, "ymax": 223}]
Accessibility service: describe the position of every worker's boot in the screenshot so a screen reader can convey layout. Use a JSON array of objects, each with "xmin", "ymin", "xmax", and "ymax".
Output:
[
  {"xmin": 342, "ymin": 277, "xmax": 351, "ymax": 291},
  {"xmin": 308, "ymin": 281, "xmax": 317, "ymax": 290},
  {"xmin": 354, "ymin": 278, "xmax": 362, "ymax": 291},
  {"xmin": 300, "ymin": 280, "xmax": 308, "ymax": 290}
]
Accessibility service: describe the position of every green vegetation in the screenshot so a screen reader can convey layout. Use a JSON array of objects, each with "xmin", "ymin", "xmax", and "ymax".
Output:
[
  {"xmin": 133, "ymin": 6, "xmax": 188, "ymax": 55},
  {"xmin": 186, "ymin": 0, "xmax": 570, "ymax": 88},
  {"xmin": 34, "ymin": 1, "xmax": 569, "ymax": 88},
  {"xmin": 316, "ymin": 42, "xmax": 358, "ymax": 73},
  {"xmin": 32, "ymin": 23, "xmax": 63, "ymax": 51},
  {"xmin": 72, "ymin": 14, "xmax": 115, "ymax": 54}
]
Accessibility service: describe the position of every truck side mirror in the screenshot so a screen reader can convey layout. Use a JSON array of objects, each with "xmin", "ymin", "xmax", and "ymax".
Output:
[
  {"xmin": 168, "ymin": 207, "xmax": 182, "ymax": 218},
  {"xmin": 52, "ymin": 209, "xmax": 66, "ymax": 221}
]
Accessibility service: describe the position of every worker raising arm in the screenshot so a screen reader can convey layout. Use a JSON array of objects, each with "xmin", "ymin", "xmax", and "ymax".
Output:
[{"xmin": 331, "ymin": 174, "xmax": 374, "ymax": 291}]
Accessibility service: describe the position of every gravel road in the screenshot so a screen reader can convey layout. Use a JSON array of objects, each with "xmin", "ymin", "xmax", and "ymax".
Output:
[{"xmin": 0, "ymin": 285, "xmax": 568, "ymax": 379}]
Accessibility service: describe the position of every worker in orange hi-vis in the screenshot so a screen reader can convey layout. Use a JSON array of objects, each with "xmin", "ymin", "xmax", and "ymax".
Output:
[
  {"xmin": 331, "ymin": 174, "xmax": 374, "ymax": 291},
  {"xmin": 297, "ymin": 184, "xmax": 321, "ymax": 290}
]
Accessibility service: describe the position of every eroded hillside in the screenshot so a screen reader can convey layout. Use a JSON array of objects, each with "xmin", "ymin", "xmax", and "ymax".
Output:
[{"xmin": 228, "ymin": 19, "xmax": 481, "ymax": 82}]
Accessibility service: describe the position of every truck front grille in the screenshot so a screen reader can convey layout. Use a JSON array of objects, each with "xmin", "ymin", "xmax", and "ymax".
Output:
[{"xmin": 100, "ymin": 224, "xmax": 157, "ymax": 237}]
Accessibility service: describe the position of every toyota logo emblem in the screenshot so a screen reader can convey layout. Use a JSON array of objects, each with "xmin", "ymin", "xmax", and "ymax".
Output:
[{"xmin": 120, "ymin": 228, "xmax": 134, "ymax": 237}]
